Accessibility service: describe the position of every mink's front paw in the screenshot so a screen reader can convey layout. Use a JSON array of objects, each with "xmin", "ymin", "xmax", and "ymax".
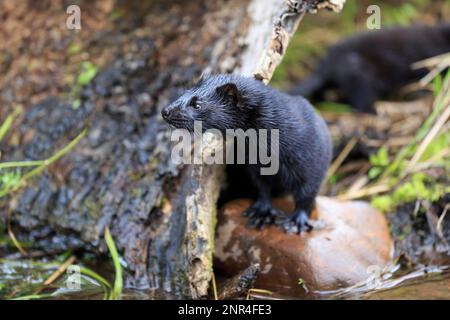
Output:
[
  {"xmin": 243, "ymin": 200, "xmax": 283, "ymax": 229},
  {"xmin": 278, "ymin": 210, "xmax": 313, "ymax": 234}
]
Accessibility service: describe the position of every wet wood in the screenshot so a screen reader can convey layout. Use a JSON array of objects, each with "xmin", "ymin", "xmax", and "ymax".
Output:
[{"xmin": 0, "ymin": 0, "xmax": 345, "ymax": 298}]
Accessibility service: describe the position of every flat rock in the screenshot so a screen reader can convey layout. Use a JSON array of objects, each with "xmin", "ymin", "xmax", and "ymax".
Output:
[{"xmin": 214, "ymin": 197, "xmax": 393, "ymax": 296}]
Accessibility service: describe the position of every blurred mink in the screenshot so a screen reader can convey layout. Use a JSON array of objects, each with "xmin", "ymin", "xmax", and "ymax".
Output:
[{"xmin": 289, "ymin": 24, "xmax": 450, "ymax": 113}]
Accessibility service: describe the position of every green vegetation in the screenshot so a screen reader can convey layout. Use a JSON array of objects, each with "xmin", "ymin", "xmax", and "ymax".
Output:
[
  {"xmin": 109, "ymin": 8, "xmax": 122, "ymax": 21},
  {"xmin": 77, "ymin": 61, "xmax": 98, "ymax": 86},
  {"xmin": 104, "ymin": 227, "xmax": 123, "ymax": 300},
  {"xmin": 0, "ymin": 54, "xmax": 119, "ymax": 301},
  {"xmin": 0, "ymin": 107, "xmax": 21, "ymax": 142},
  {"xmin": 2, "ymin": 228, "xmax": 123, "ymax": 300},
  {"xmin": 0, "ymin": 128, "xmax": 87, "ymax": 198},
  {"xmin": 69, "ymin": 60, "xmax": 98, "ymax": 109},
  {"xmin": 370, "ymin": 71, "xmax": 450, "ymax": 212},
  {"xmin": 0, "ymin": 112, "xmax": 107, "ymax": 300},
  {"xmin": 316, "ymin": 102, "xmax": 353, "ymax": 114},
  {"xmin": 381, "ymin": 0, "xmax": 427, "ymax": 26},
  {"xmin": 0, "ymin": 108, "xmax": 88, "ymax": 254},
  {"xmin": 67, "ymin": 42, "xmax": 82, "ymax": 56},
  {"xmin": 1, "ymin": 257, "xmax": 112, "ymax": 300},
  {"xmin": 372, "ymin": 173, "xmax": 448, "ymax": 212},
  {"xmin": 368, "ymin": 147, "xmax": 389, "ymax": 180}
]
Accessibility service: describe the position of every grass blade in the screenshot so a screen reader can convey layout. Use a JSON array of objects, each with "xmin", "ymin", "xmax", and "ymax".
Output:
[
  {"xmin": 0, "ymin": 160, "xmax": 45, "ymax": 170},
  {"xmin": 0, "ymin": 129, "xmax": 87, "ymax": 198},
  {"xmin": 104, "ymin": 227, "xmax": 123, "ymax": 300},
  {"xmin": 21, "ymin": 129, "xmax": 87, "ymax": 181},
  {"xmin": 11, "ymin": 293, "xmax": 54, "ymax": 300},
  {"xmin": 0, "ymin": 107, "xmax": 21, "ymax": 143}
]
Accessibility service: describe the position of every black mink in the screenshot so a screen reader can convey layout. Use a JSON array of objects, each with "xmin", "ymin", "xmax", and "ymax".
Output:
[
  {"xmin": 290, "ymin": 24, "xmax": 450, "ymax": 113},
  {"xmin": 161, "ymin": 74, "xmax": 332, "ymax": 233}
]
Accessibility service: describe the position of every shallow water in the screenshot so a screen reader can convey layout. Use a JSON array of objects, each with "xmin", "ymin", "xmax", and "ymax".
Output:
[
  {"xmin": 0, "ymin": 258, "xmax": 176, "ymax": 300},
  {"xmin": 1, "ymin": 256, "xmax": 449, "ymax": 300},
  {"xmin": 366, "ymin": 272, "xmax": 450, "ymax": 300},
  {"xmin": 319, "ymin": 264, "xmax": 450, "ymax": 300}
]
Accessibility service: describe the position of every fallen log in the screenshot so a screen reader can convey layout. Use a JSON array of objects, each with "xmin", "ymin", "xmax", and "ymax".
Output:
[{"xmin": 0, "ymin": 0, "xmax": 345, "ymax": 298}]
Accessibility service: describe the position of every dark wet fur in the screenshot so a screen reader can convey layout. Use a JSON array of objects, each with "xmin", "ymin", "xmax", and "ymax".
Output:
[
  {"xmin": 290, "ymin": 24, "xmax": 450, "ymax": 113},
  {"xmin": 162, "ymin": 74, "xmax": 332, "ymax": 233}
]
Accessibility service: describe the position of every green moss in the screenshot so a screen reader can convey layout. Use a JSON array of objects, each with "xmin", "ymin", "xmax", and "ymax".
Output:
[
  {"xmin": 77, "ymin": 61, "xmax": 98, "ymax": 86},
  {"xmin": 0, "ymin": 170, "xmax": 22, "ymax": 197},
  {"xmin": 329, "ymin": 172, "xmax": 345, "ymax": 186},
  {"xmin": 72, "ymin": 99, "xmax": 81, "ymax": 110},
  {"xmin": 84, "ymin": 197, "xmax": 101, "ymax": 219},
  {"xmin": 316, "ymin": 102, "xmax": 353, "ymax": 113},
  {"xmin": 147, "ymin": 156, "xmax": 160, "ymax": 171},
  {"xmin": 368, "ymin": 147, "xmax": 390, "ymax": 180},
  {"xmin": 420, "ymin": 131, "xmax": 450, "ymax": 162},
  {"xmin": 370, "ymin": 147, "xmax": 389, "ymax": 167},
  {"xmin": 372, "ymin": 195, "xmax": 393, "ymax": 212},
  {"xmin": 67, "ymin": 43, "xmax": 82, "ymax": 55},
  {"xmin": 109, "ymin": 9, "xmax": 122, "ymax": 21},
  {"xmin": 372, "ymin": 173, "xmax": 449, "ymax": 213}
]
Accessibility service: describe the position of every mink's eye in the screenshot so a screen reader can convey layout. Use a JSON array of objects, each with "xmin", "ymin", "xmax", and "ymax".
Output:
[{"xmin": 190, "ymin": 97, "xmax": 201, "ymax": 110}]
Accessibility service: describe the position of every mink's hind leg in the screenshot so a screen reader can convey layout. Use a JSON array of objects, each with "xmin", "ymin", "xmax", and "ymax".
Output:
[
  {"xmin": 243, "ymin": 167, "xmax": 283, "ymax": 229},
  {"xmin": 279, "ymin": 195, "xmax": 315, "ymax": 234}
]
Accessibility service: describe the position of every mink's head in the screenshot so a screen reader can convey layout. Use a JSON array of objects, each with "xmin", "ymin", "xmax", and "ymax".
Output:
[{"xmin": 161, "ymin": 75, "xmax": 251, "ymax": 132}]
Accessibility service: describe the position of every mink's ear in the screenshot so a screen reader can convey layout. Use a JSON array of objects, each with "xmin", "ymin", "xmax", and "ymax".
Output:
[{"xmin": 215, "ymin": 83, "xmax": 240, "ymax": 106}]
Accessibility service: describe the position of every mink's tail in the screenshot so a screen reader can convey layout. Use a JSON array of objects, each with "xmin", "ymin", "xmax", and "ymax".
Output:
[{"xmin": 288, "ymin": 73, "xmax": 325, "ymax": 98}]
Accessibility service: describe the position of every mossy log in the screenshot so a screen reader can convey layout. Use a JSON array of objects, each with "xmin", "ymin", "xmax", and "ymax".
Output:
[{"xmin": 0, "ymin": 0, "xmax": 344, "ymax": 297}]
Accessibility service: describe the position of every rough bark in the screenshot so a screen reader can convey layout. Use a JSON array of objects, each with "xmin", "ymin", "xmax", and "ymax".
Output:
[{"xmin": 0, "ymin": 0, "xmax": 344, "ymax": 298}]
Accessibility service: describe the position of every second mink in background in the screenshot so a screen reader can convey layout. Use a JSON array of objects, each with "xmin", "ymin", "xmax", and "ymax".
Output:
[{"xmin": 289, "ymin": 23, "xmax": 450, "ymax": 113}]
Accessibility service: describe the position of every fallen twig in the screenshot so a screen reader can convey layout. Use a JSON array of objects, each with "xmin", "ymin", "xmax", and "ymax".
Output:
[
  {"xmin": 327, "ymin": 136, "xmax": 358, "ymax": 181},
  {"xmin": 336, "ymin": 184, "xmax": 390, "ymax": 201},
  {"xmin": 43, "ymin": 255, "xmax": 77, "ymax": 286},
  {"xmin": 404, "ymin": 103, "xmax": 450, "ymax": 175}
]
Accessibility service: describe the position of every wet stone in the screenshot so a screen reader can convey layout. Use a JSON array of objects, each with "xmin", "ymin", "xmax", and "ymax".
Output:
[{"xmin": 214, "ymin": 197, "xmax": 394, "ymax": 296}]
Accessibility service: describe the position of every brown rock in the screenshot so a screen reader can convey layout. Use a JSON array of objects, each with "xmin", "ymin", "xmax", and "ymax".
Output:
[{"xmin": 214, "ymin": 197, "xmax": 393, "ymax": 296}]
